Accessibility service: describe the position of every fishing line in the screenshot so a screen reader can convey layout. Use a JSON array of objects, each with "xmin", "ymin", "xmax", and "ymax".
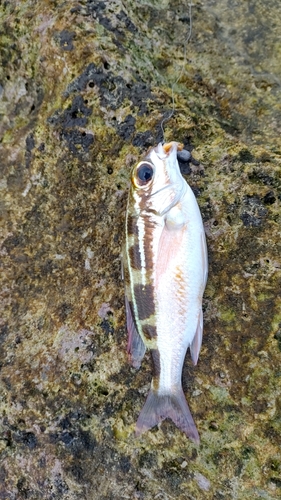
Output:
[{"xmin": 160, "ymin": 2, "xmax": 193, "ymax": 143}]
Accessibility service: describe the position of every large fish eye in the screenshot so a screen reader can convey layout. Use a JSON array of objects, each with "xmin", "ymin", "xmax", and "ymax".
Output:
[{"xmin": 135, "ymin": 162, "xmax": 154, "ymax": 186}]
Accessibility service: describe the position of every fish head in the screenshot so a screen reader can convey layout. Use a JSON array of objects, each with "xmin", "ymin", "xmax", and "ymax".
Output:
[{"xmin": 130, "ymin": 141, "xmax": 187, "ymax": 216}]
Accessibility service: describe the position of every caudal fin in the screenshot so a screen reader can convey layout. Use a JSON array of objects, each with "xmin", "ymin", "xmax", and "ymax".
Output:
[{"xmin": 136, "ymin": 387, "xmax": 199, "ymax": 443}]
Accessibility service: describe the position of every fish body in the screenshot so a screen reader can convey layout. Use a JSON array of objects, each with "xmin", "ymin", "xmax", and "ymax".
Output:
[{"xmin": 124, "ymin": 141, "xmax": 208, "ymax": 442}]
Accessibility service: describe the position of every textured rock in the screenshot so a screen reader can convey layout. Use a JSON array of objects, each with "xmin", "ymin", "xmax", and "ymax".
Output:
[{"xmin": 0, "ymin": 1, "xmax": 281, "ymax": 499}]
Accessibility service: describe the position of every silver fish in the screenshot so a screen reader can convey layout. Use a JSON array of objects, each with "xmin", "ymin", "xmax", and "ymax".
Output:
[{"xmin": 123, "ymin": 141, "xmax": 208, "ymax": 442}]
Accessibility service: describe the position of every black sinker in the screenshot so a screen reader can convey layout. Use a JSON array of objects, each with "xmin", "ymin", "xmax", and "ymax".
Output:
[{"xmin": 137, "ymin": 163, "xmax": 153, "ymax": 183}]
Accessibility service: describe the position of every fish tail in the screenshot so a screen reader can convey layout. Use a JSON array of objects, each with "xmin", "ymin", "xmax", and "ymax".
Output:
[{"xmin": 136, "ymin": 386, "xmax": 199, "ymax": 443}]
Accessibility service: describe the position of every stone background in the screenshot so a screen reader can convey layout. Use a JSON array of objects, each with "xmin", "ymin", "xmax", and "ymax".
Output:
[{"xmin": 0, "ymin": 1, "xmax": 281, "ymax": 499}]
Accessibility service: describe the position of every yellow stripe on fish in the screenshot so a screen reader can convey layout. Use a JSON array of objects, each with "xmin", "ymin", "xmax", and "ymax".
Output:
[{"xmin": 124, "ymin": 141, "xmax": 208, "ymax": 443}]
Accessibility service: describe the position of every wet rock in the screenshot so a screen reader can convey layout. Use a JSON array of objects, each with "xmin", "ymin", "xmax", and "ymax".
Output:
[
  {"xmin": 48, "ymin": 96, "xmax": 92, "ymax": 129},
  {"xmin": 86, "ymin": 1, "xmax": 137, "ymax": 36},
  {"xmin": 25, "ymin": 133, "xmax": 35, "ymax": 152},
  {"xmin": 132, "ymin": 130, "xmax": 155, "ymax": 148},
  {"xmin": 56, "ymin": 30, "xmax": 76, "ymax": 51},
  {"xmin": 274, "ymin": 327, "xmax": 281, "ymax": 351},
  {"xmin": 14, "ymin": 431, "xmax": 37, "ymax": 450},
  {"xmin": 177, "ymin": 148, "xmax": 193, "ymax": 175},
  {"xmin": 177, "ymin": 149, "xmax": 191, "ymax": 162},
  {"xmin": 240, "ymin": 195, "xmax": 268, "ymax": 227},
  {"xmin": 64, "ymin": 62, "xmax": 154, "ymax": 114},
  {"xmin": 237, "ymin": 148, "xmax": 255, "ymax": 163},
  {"xmin": 263, "ymin": 191, "xmax": 276, "ymax": 205},
  {"xmin": 61, "ymin": 129, "xmax": 94, "ymax": 155},
  {"xmin": 116, "ymin": 114, "xmax": 136, "ymax": 140}
]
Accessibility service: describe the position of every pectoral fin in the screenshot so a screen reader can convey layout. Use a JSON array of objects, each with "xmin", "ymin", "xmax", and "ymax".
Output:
[
  {"xmin": 156, "ymin": 221, "xmax": 184, "ymax": 287},
  {"xmin": 125, "ymin": 296, "xmax": 146, "ymax": 369},
  {"xmin": 190, "ymin": 308, "xmax": 203, "ymax": 366}
]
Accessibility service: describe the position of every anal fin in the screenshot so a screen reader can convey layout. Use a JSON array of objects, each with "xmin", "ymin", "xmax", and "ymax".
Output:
[{"xmin": 125, "ymin": 296, "xmax": 146, "ymax": 369}]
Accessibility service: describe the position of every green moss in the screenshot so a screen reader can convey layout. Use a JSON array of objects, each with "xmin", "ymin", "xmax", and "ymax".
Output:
[
  {"xmin": 219, "ymin": 308, "xmax": 236, "ymax": 323},
  {"xmin": 209, "ymin": 386, "xmax": 233, "ymax": 404}
]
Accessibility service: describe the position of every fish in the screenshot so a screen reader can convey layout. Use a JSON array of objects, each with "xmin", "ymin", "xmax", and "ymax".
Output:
[{"xmin": 123, "ymin": 141, "xmax": 208, "ymax": 443}]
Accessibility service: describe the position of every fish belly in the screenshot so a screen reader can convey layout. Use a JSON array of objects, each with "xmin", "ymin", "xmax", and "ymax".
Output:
[{"xmin": 157, "ymin": 227, "xmax": 203, "ymax": 383}]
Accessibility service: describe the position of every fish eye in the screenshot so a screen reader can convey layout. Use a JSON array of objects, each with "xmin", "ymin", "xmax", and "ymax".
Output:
[{"xmin": 135, "ymin": 162, "xmax": 154, "ymax": 186}]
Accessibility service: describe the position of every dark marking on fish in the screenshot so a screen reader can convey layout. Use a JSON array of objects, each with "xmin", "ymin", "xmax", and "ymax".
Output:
[
  {"xmin": 142, "ymin": 324, "xmax": 157, "ymax": 340},
  {"xmin": 129, "ymin": 244, "xmax": 142, "ymax": 270},
  {"xmin": 133, "ymin": 284, "xmax": 155, "ymax": 320},
  {"xmin": 126, "ymin": 214, "xmax": 138, "ymax": 236}
]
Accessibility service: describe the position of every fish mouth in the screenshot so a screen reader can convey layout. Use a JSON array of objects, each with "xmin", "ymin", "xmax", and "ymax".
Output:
[
  {"xmin": 155, "ymin": 141, "xmax": 184, "ymax": 159},
  {"xmin": 163, "ymin": 142, "xmax": 184, "ymax": 154}
]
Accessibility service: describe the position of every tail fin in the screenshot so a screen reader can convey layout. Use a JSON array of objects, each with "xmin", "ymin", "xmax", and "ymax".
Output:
[{"xmin": 136, "ymin": 386, "xmax": 199, "ymax": 443}]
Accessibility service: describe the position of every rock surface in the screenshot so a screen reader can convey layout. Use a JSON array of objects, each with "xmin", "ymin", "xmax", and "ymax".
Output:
[{"xmin": 1, "ymin": 1, "xmax": 281, "ymax": 499}]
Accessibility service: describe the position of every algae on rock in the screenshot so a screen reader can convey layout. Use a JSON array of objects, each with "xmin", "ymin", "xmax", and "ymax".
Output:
[{"xmin": 0, "ymin": 1, "xmax": 281, "ymax": 499}]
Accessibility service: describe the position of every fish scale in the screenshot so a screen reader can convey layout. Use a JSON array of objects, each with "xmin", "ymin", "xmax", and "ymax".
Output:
[{"xmin": 124, "ymin": 141, "xmax": 208, "ymax": 442}]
